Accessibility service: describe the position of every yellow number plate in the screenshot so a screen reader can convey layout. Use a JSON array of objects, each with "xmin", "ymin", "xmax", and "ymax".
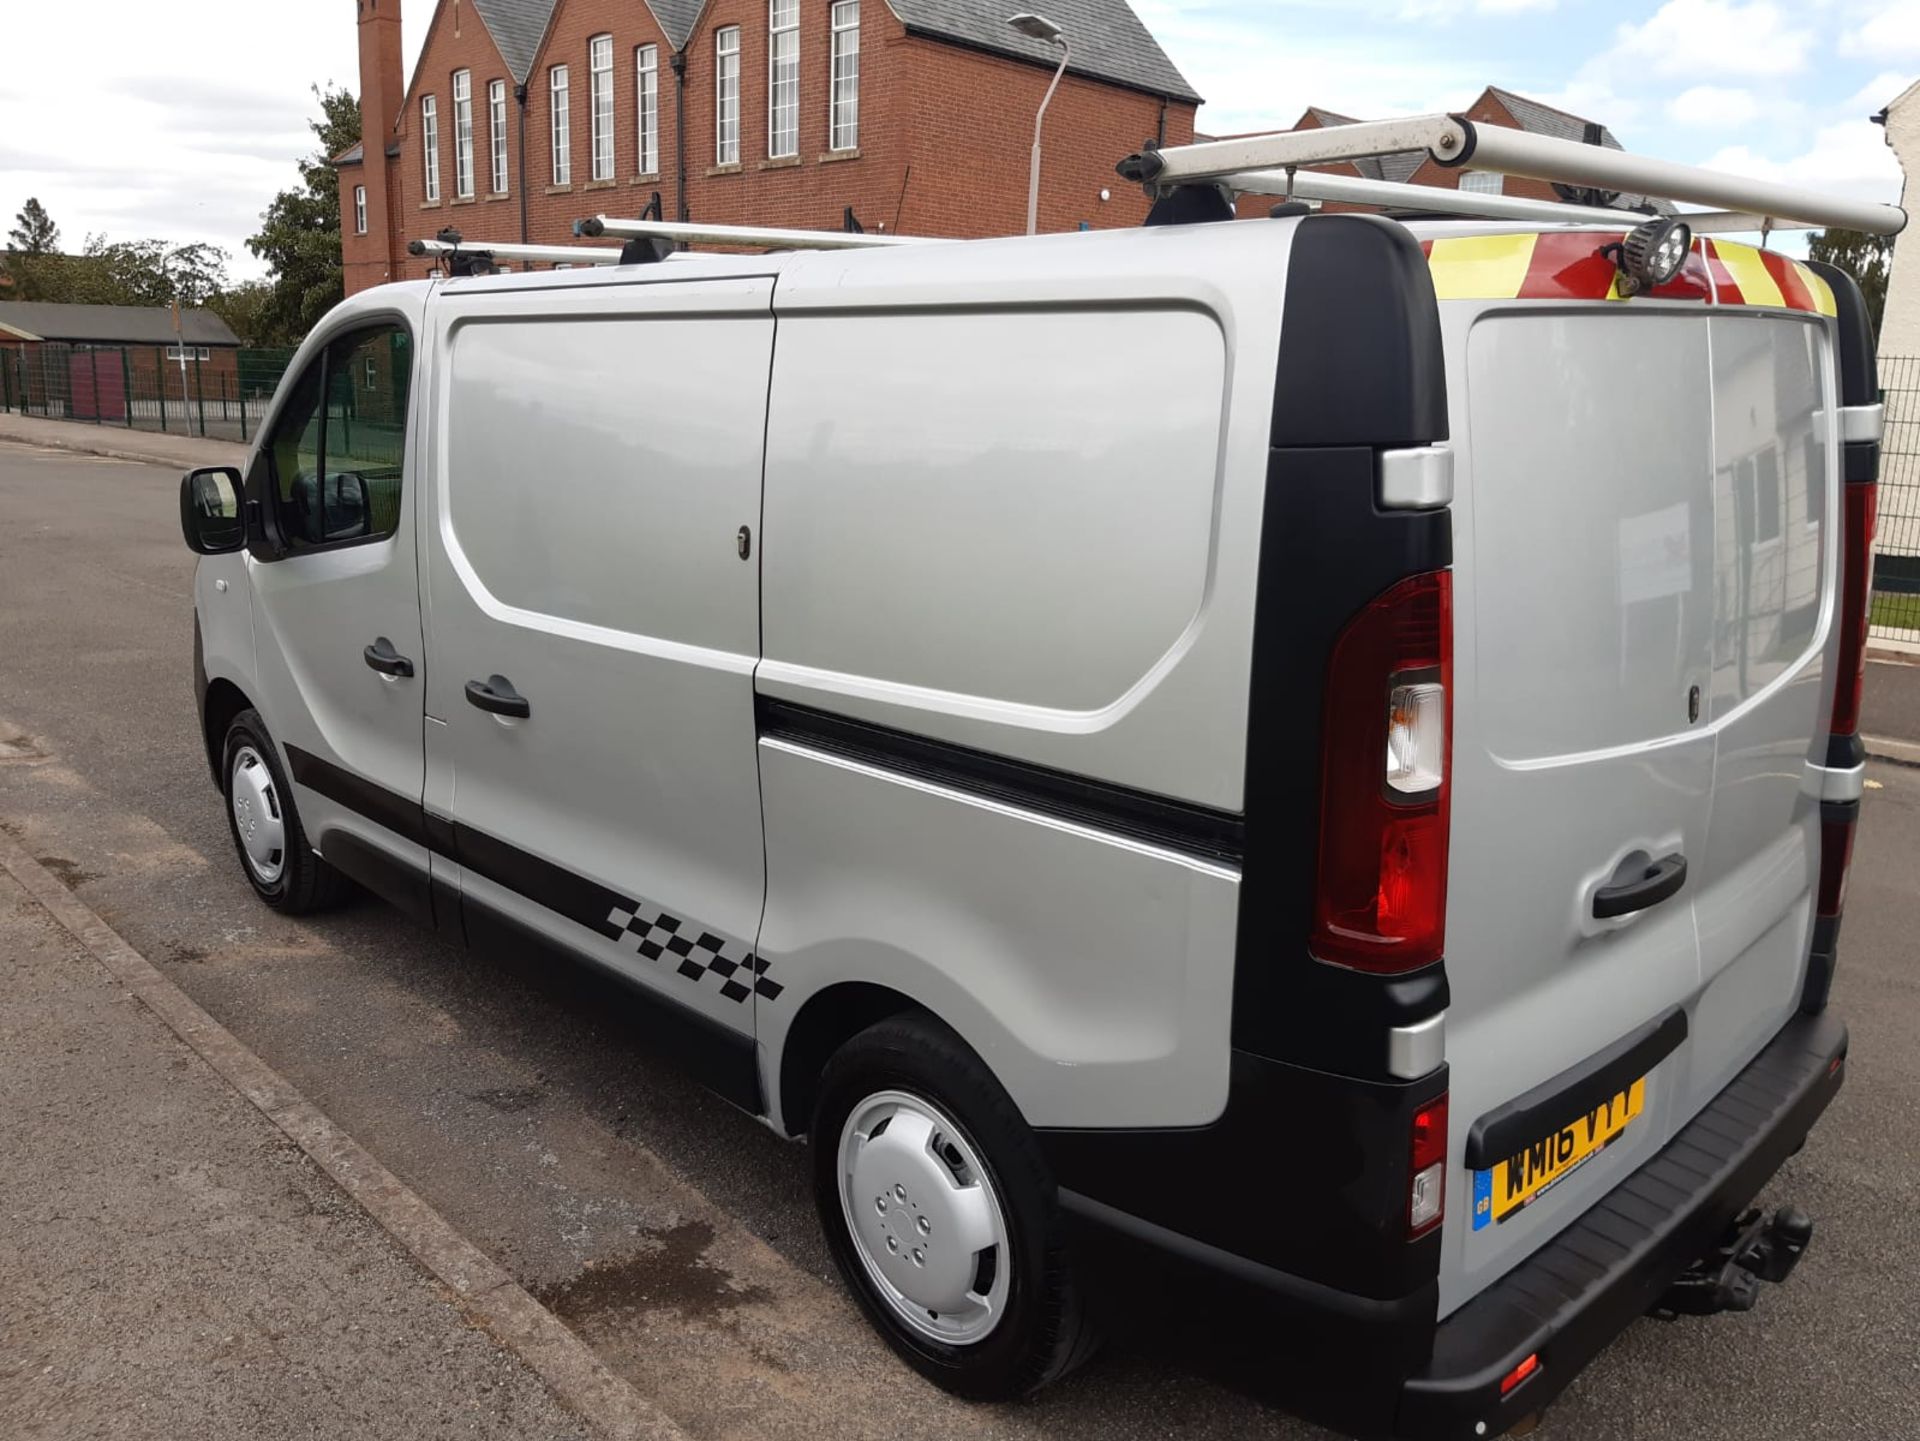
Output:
[{"xmin": 1471, "ymin": 1079, "xmax": 1646, "ymax": 1231}]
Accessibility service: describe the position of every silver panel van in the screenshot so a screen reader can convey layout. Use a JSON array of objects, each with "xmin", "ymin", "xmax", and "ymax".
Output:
[{"xmin": 181, "ymin": 201, "xmax": 1882, "ymax": 1438}]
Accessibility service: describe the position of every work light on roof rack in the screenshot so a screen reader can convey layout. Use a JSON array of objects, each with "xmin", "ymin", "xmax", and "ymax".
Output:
[{"xmin": 1610, "ymin": 217, "xmax": 1692, "ymax": 297}]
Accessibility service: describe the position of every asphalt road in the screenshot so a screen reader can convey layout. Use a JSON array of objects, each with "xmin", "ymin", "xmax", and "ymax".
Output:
[{"xmin": 2, "ymin": 438, "xmax": 1917, "ymax": 1441}]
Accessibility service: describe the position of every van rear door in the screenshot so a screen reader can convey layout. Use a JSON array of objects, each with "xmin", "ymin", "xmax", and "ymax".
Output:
[{"xmin": 1435, "ymin": 245, "xmax": 1837, "ymax": 1309}]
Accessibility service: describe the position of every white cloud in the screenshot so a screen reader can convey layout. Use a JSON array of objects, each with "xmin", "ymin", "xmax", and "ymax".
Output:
[
  {"xmin": 1843, "ymin": 70, "xmax": 1920, "ymax": 115},
  {"xmin": 1840, "ymin": 3, "xmax": 1920, "ymax": 62},
  {"xmin": 0, "ymin": 1, "xmax": 425, "ymax": 281},
  {"xmin": 1133, "ymin": 0, "xmax": 1480, "ymax": 134},
  {"xmin": 1611, "ymin": 0, "xmax": 1813, "ymax": 78},
  {"xmin": 1668, "ymin": 85, "xmax": 1761, "ymax": 127},
  {"xmin": 1702, "ymin": 118, "xmax": 1903, "ymax": 209}
]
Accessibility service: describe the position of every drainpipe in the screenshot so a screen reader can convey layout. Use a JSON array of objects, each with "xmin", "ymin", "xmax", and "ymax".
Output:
[
  {"xmin": 1157, "ymin": 96, "xmax": 1167, "ymax": 146},
  {"xmin": 671, "ymin": 47, "xmax": 689, "ymax": 222},
  {"xmin": 514, "ymin": 81, "xmax": 530, "ymax": 242}
]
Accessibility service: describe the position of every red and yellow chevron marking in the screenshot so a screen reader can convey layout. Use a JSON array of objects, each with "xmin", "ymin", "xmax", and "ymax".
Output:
[{"xmin": 1419, "ymin": 232, "xmax": 1836, "ymax": 316}]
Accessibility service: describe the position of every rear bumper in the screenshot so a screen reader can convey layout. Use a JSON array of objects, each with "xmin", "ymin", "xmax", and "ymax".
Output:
[
  {"xmin": 1396, "ymin": 1010, "xmax": 1847, "ymax": 1439},
  {"xmin": 1059, "ymin": 1011, "xmax": 1847, "ymax": 1440}
]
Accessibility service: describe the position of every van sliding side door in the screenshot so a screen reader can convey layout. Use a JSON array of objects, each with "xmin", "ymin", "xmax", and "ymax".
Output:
[{"xmin": 419, "ymin": 277, "xmax": 777, "ymax": 1110}]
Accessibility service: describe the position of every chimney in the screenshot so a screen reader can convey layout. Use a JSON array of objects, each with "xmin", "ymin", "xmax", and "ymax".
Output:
[{"xmin": 357, "ymin": 0, "xmax": 405, "ymax": 282}]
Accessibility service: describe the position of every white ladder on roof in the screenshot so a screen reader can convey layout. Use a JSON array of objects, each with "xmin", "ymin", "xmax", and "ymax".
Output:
[{"xmin": 1116, "ymin": 114, "xmax": 1906, "ymax": 236}]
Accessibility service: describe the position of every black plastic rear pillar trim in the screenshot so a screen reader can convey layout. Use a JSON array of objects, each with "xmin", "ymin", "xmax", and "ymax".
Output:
[
  {"xmin": 1235, "ymin": 213, "xmax": 1453, "ymax": 1075},
  {"xmin": 1805, "ymin": 260, "xmax": 1879, "ymax": 412}
]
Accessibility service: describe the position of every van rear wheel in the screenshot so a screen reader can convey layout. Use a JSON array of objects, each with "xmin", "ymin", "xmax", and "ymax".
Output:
[
  {"xmin": 220, "ymin": 710, "xmax": 346, "ymax": 914},
  {"xmin": 811, "ymin": 1014, "xmax": 1097, "ymax": 1399}
]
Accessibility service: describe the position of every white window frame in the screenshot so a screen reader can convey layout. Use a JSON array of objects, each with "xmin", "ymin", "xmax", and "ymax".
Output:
[
  {"xmin": 716, "ymin": 26, "xmax": 741, "ymax": 166},
  {"xmin": 589, "ymin": 35, "xmax": 615, "ymax": 182},
  {"xmin": 636, "ymin": 45, "xmax": 660, "ymax": 175},
  {"xmin": 422, "ymin": 94, "xmax": 441, "ymax": 202},
  {"xmin": 1458, "ymin": 170, "xmax": 1503, "ymax": 196},
  {"xmin": 489, "ymin": 79, "xmax": 509, "ymax": 193},
  {"xmin": 353, "ymin": 184, "xmax": 368, "ymax": 234},
  {"xmin": 768, "ymin": 0, "xmax": 799, "ymax": 160},
  {"xmin": 452, "ymin": 69, "xmax": 475, "ymax": 199},
  {"xmin": 550, "ymin": 64, "xmax": 571, "ymax": 185},
  {"xmin": 165, "ymin": 345, "xmax": 211, "ymax": 363},
  {"xmin": 829, "ymin": 1, "xmax": 859, "ymax": 152}
]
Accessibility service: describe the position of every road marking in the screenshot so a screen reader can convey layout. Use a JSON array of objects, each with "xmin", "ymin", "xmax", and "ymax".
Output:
[{"xmin": 0, "ymin": 823, "xmax": 691, "ymax": 1441}]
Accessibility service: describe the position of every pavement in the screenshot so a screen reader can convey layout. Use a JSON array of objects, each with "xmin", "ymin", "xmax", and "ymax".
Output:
[
  {"xmin": 2, "ymin": 434, "xmax": 1920, "ymax": 1441},
  {"xmin": 0, "ymin": 853, "xmax": 602, "ymax": 1441},
  {"xmin": 0, "ymin": 410, "xmax": 249, "ymax": 472}
]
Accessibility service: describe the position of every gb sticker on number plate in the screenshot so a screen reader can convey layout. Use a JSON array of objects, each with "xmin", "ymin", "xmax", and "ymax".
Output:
[{"xmin": 1471, "ymin": 1078, "xmax": 1647, "ymax": 1231}]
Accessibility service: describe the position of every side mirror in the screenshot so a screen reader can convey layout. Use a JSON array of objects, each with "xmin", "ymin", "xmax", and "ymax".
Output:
[{"xmin": 179, "ymin": 467, "xmax": 245, "ymax": 554}]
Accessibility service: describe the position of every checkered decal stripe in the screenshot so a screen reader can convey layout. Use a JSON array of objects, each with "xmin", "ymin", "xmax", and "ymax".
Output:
[{"xmin": 604, "ymin": 903, "xmax": 781, "ymax": 1005}]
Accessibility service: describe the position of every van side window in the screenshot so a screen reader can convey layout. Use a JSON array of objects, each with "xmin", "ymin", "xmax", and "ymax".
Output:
[{"xmin": 263, "ymin": 324, "xmax": 413, "ymax": 551}]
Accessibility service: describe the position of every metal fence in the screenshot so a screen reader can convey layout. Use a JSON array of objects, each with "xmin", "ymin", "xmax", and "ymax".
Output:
[
  {"xmin": 0, "ymin": 342, "xmax": 295, "ymax": 445},
  {"xmin": 1875, "ymin": 355, "xmax": 1920, "ymax": 643}
]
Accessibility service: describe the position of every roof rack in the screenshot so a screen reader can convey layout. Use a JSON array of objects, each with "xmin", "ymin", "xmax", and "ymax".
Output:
[
  {"xmin": 575, "ymin": 216, "xmax": 937, "ymax": 250},
  {"xmin": 1119, "ymin": 114, "xmax": 1907, "ymax": 236}
]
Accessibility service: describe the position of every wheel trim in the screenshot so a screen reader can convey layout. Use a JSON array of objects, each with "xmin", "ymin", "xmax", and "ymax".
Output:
[
  {"xmin": 838, "ymin": 1089, "xmax": 1011, "ymax": 1346},
  {"xmin": 230, "ymin": 746, "xmax": 287, "ymax": 885}
]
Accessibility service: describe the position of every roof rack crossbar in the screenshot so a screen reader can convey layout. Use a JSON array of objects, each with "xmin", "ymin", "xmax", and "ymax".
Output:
[
  {"xmin": 577, "ymin": 216, "xmax": 937, "ymax": 250},
  {"xmin": 408, "ymin": 237, "xmax": 626, "ymax": 267},
  {"xmin": 1122, "ymin": 114, "xmax": 1906, "ymax": 237}
]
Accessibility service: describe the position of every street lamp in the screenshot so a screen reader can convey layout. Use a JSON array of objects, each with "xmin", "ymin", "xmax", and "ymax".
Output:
[{"xmin": 1007, "ymin": 12, "xmax": 1069, "ymax": 235}]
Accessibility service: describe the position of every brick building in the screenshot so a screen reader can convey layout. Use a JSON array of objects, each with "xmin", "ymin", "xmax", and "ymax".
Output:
[
  {"xmin": 1214, "ymin": 87, "xmax": 1643, "ymax": 220},
  {"xmin": 337, "ymin": 0, "xmax": 1200, "ymax": 293}
]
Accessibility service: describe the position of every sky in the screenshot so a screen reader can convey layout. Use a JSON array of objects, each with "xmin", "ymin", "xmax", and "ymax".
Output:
[{"xmin": 0, "ymin": 0, "xmax": 1912, "ymax": 282}]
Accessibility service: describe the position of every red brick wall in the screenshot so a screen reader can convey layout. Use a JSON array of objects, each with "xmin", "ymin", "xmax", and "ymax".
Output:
[
  {"xmin": 893, "ymin": 34, "xmax": 1193, "ymax": 237},
  {"xmin": 394, "ymin": 1, "xmax": 529, "ymax": 273},
  {"xmin": 351, "ymin": 0, "xmax": 1199, "ymax": 291}
]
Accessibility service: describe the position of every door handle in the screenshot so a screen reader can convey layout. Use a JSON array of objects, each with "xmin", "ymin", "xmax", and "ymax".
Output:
[
  {"xmin": 465, "ymin": 674, "xmax": 530, "ymax": 718},
  {"xmin": 1593, "ymin": 853, "xmax": 1688, "ymax": 920},
  {"xmin": 363, "ymin": 637, "xmax": 414, "ymax": 678}
]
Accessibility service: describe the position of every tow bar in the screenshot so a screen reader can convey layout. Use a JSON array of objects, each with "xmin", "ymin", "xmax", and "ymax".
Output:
[{"xmin": 1652, "ymin": 1206, "xmax": 1814, "ymax": 1318}]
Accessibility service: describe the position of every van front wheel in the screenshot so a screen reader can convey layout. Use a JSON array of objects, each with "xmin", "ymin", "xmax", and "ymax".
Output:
[
  {"xmin": 221, "ymin": 710, "xmax": 346, "ymax": 914},
  {"xmin": 811, "ymin": 1015, "xmax": 1097, "ymax": 1399}
]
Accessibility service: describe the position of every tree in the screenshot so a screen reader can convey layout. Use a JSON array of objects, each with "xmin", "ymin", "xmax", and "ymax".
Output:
[
  {"xmin": 8, "ymin": 198, "xmax": 59, "ymax": 255},
  {"xmin": 205, "ymin": 280, "xmax": 276, "ymax": 348},
  {"xmin": 248, "ymin": 85, "xmax": 359, "ymax": 345},
  {"xmin": 1808, "ymin": 228, "xmax": 1891, "ymax": 337},
  {"xmin": 26, "ymin": 235, "xmax": 230, "ymax": 308}
]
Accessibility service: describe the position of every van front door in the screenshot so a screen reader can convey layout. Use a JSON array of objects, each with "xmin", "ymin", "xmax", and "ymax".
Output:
[
  {"xmin": 246, "ymin": 315, "xmax": 430, "ymax": 916},
  {"xmin": 420, "ymin": 278, "xmax": 774, "ymax": 1105}
]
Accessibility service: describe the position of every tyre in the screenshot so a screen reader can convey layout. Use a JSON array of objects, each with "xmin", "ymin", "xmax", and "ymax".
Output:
[
  {"xmin": 220, "ymin": 709, "xmax": 347, "ymax": 914},
  {"xmin": 811, "ymin": 1014, "xmax": 1098, "ymax": 1399}
]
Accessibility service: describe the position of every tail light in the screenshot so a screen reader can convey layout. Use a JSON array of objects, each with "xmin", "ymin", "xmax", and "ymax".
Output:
[
  {"xmin": 1830, "ymin": 482, "xmax": 1877, "ymax": 737},
  {"xmin": 1311, "ymin": 570, "xmax": 1453, "ymax": 973},
  {"xmin": 1409, "ymin": 1092, "xmax": 1448, "ymax": 1237}
]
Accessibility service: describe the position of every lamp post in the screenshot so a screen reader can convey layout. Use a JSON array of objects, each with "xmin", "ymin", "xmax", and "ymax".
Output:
[{"xmin": 1007, "ymin": 13, "xmax": 1069, "ymax": 235}]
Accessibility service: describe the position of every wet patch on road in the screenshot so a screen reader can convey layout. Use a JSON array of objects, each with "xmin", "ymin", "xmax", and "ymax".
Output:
[
  {"xmin": 534, "ymin": 1218, "xmax": 773, "ymax": 1328},
  {"xmin": 36, "ymin": 855, "xmax": 101, "ymax": 889}
]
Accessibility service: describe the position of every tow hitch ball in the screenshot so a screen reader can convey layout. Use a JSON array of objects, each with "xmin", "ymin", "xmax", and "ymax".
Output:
[{"xmin": 1653, "ymin": 1206, "xmax": 1813, "ymax": 1319}]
